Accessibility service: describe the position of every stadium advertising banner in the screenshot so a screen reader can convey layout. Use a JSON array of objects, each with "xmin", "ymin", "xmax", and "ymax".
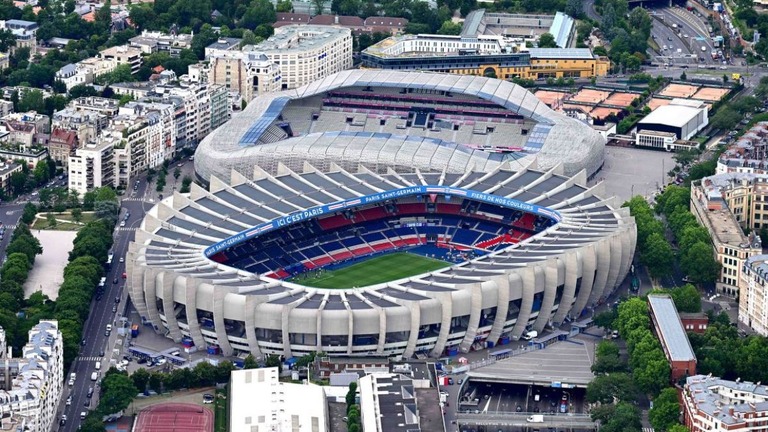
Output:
[{"xmin": 204, "ymin": 185, "xmax": 562, "ymax": 257}]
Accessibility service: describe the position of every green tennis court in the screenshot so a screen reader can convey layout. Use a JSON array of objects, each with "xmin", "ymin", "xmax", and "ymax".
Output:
[{"xmin": 290, "ymin": 252, "xmax": 450, "ymax": 289}]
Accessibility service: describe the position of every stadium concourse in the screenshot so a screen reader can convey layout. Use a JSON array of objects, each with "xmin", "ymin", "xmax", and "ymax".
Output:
[
  {"xmin": 127, "ymin": 158, "xmax": 636, "ymax": 360},
  {"xmin": 194, "ymin": 69, "xmax": 607, "ymax": 183}
]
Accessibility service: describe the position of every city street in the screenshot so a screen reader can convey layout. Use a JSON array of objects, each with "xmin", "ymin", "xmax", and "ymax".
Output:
[{"xmin": 56, "ymin": 157, "xmax": 196, "ymax": 431}]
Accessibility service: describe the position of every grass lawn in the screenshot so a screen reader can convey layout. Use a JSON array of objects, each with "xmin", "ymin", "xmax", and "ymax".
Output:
[
  {"xmin": 214, "ymin": 388, "xmax": 228, "ymax": 432},
  {"xmin": 292, "ymin": 252, "xmax": 450, "ymax": 289},
  {"xmin": 30, "ymin": 211, "xmax": 97, "ymax": 231}
]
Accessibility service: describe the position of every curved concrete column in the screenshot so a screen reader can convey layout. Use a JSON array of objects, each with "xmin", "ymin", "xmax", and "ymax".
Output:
[
  {"xmin": 488, "ymin": 278, "xmax": 508, "ymax": 345},
  {"xmin": 243, "ymin": 296, "xmax": 264, "ymax": 360},
  {"xmin": 128, "ymin": 255, "xmax": 149, "ymax": 321},
  {"xmin": 511, "ymin": 266, "xmax": 537, "ymax": 339},
  {"xmin": 459, "ymin": 283, "xmax": 485, "ymax": 352},
  {"xmin": 589, "ymin": 239, "xmax": 612, "ymax": 304},
  {"xmin": 403, "ymin": 302, "xmax": 421, "ymax": 358},
  {"xmin": 144, "ymin": 269, "xmax": 163, "ymax": 333},
  {"xmin": 212, "ymin": 286, "xmax": 234, "ymax": 357},
  {"xmin": 430, "ymin": 292, "xmax": 454, "ymax": 357},
  {"xmin": 280, "ymin": 302, "xmax": 299, "ymax": 358},
  {"xmin": 553, "ymin": 251, "xmax": 579, "ymax": 325},
  {"xmin": 184, "ymin": 278, "xmax": 206, "ymax": 349},
  {"xmin": 161, "ymin": 274, "xmax": 182, "ymax": 342},
  {"xmin": 345, "ymin": 304, "xmax": 354, "ymax": 356},
  {"xmin": 604, "ymin": 235, "xmax": 623, "ymax": 295},
  {"xmin": 572, "ymin": 246, "xmax": 596, "ymax": 315},
  {"xmin": 533, "ymin": 259, "xmax": 559, "ymax": 332}
]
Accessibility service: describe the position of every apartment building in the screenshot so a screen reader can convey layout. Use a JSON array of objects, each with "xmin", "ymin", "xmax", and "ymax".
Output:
[
  {"xmin": 209, "ymin": 84, "xmax": 230, "ymax": 131},
  {"xmin": 47, "ymin": 128, "xmax": 78, "ymax": 167},
  {"xmin": 360, "ymin": 373, "xmax": 422, "ymax": 432},
  {"xmin": 52, "ymin": 108, "xmax": 108, "ymax": 145},
  {"xmin": 118, "ymin": 102, "xmax": 176, "ymax": 167},
  {"xmin": 205, "ymin": 37, "xmax": 242, "ymax": 59},
  {"xmin": 100, "ymin": 45, "xmax": 142, "ymax": 74},
  {"xmin": 717, "ymin": 122, "xmax": 768, "ymax": 175},
  {"xmin": 129, "ymin": 30, "xmax": 193, "ymax": 57},
  {"xmin": 56, "ymin": 57, "xmax": 118, "ymax": 90},
  {"xmin": 0, "ymin": 20, "xmax": 38, "ymax": 55},
  {"xmin": 208, "ymin": 50, "xmax": 282, "ymax": 103},
  {"xmin": 255, "ymin": 25, "xmax": 353, "ymax": 90},
  {"xmin": 145, "ymin": 84, "xmax": 214, "ymax": 148},
  {"xmin": 68, "ymin": 139, "xmax": 115, "ymax": 195},
  {"xmin": 691, "ymin": 174, "xmax": 764, "ymax": 296},
  {"xmin": 740, "ymin": 255, "xmax": 768, "ymax": 337},
  {"xmin": 0, "ymin": 161, "xmax": 22, "ymax": 194},
  {"xmin": 70, "ymin": 97, "xmax": 120, "ymax": 117},
  {"xmin": 683, "ymin": 374, "xmax": 768, "ymax": 432},
  {"xmin": 0, "ymin": 321, "xmax": 63, "ymax": 432}
]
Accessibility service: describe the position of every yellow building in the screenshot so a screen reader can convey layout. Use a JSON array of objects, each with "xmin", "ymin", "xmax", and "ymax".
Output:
[{"xmin": 360, "ymin": 35, "xmax": 610, "ymax": 80}]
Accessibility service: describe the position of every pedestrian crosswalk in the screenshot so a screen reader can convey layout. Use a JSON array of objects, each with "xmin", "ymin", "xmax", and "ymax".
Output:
[
  {"xmin": 121, "ymin": 197, "xmax": 148, "ymax": 202},
  {"xmin": 642, "ymin": 428, "xmax": 656, "ymax": 432},
  {"xmin": 2, "ymin": 224, "xmax": 17, "ymax": 230},
  {"xmin": 77, "ymin": 356, "xmax": 103, "ymax": 362},
  {"xmin": 115, "ymin": 227, "xmax": 137, "ymax": 232}
]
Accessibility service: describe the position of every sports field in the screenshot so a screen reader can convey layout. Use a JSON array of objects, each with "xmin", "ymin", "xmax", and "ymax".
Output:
[{"xmin": 291, "ymin": 252, "xmax": 450, "ymax": 289}]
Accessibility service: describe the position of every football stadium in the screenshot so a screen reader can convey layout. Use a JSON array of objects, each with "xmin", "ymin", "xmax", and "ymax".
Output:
[
  {"xmin": 128, "ymin": 161, "xmax": 635, "ymax": 359},
  {"xmin": 193, "ymin": 70, "xmax": 607, "ymax": 183}
]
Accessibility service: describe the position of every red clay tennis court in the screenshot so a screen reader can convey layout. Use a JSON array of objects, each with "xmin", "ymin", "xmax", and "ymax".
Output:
[{"xmin": 134, "ymin": 403, "xmax": 213, "ymax": 432}]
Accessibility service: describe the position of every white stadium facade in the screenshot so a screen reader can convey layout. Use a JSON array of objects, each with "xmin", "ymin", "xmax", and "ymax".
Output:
[{"xmin": 128, "ymin": 71, "xmax": 635, "ymax": 360}]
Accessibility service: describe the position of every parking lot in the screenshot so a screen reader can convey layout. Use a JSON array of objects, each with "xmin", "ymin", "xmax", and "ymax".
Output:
[{"xmin": 458, "ymin": 382, "xmax": 586, "ymax": 416}]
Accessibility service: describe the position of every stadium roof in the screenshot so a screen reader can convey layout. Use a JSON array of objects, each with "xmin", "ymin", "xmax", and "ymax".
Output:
[
  {"xmin": 648, "ymin": 294, "xmax": 696, "ymax": 362},
  {"xmin": 195, "ymin": 70, "xmax": 606, "ymax": 183},
  {"xmin": 638, "ymin": 103, "xmax": 704, "ymax": 128},
  {"xmin": 549, "ymin": 12, "xmax": 575, "ymax": 48}
]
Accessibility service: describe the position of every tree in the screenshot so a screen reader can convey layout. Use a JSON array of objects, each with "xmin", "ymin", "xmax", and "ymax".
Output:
[
  {"xmin": 586, "ymin": 372, "xmax": 637, "ymax": 404},
  {"xmin": 180, "ymin": 176, "xmax": 193, "ymax": 193},
  {"xmin": 276, "ymin": 0, "xmax": 293, "ymax": 11},
  {"xmin": 21, "ymin": 203, "xmax": 37, "ymax": 225},
  {"xmin": 649, "ymin": 387, "xmax": 683, "ymax": 431},
  {"xmin": 642, "ymin": 232, "xmax": 674, "ymax": 279},
  {"xmin": 538, "ymin": 32, "xmax": 558, "ymax": 48},
  {"xmin": 97, "ymin": 370, "xmax": 138, "ymax": 416},
  {"xmin": 80, "ymin": 415, "xmax": 106, "ymax": 432},
  {"xmin": 131, "ymin": 368, "xmax": 150, "ymax": 393},
  {"xmin": 72, "ymin": 207, "xmax": 82, "ymax": 224},
  {"xmin": 240, "ymin": 0, "xmax": 276, "ymax": 29},
  {"xmin": 591, "ymin": 402, "xmax": 642, "ymax": 432},
  {"xmin": 592, "ymin": 340, "xmax": 625, "ymax": 374},
  {"xmin": 95, "ymin": 64, "xmax": 135, "ymax": 86},
  {"xmin": 436, "ymin": 21, "xmax": 462, "ymax": 35},
  {"xmin": 243, "ymin": 354, "xmax": 259, "ymax": 369},
  {"xmin": 680, "ymin": 243, "xmax": 719, "ymax": 286},
  {"xmin": 18, "ymin": 89, "xmax": 45, "ymax": 113},
  {"xmin": 149, "ymin": 371, "xmax": 165, "ymax": 394},
  {"xmin": 565, "ymin": 0, "xmax": 583, "ymax": 18},
  {"xmin": 680, "ymin": 71, "xmax": 687, "ymax": 80},
  {"xmin": 710, "ymin": 107, "xmax": 741, "ymax": 131},
  {"xmin": 346, "ymin": 381, "xmax": 358, "ymax": 408}
]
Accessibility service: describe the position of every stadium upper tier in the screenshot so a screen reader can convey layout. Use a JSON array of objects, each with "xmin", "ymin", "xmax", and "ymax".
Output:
[
  {"xmin": 194, "ymin": 70, "xmax": 606, "ymax": 182},
  {"xmin": 128, "ymin": 161, "xmax": 635, "ymax": 359}
]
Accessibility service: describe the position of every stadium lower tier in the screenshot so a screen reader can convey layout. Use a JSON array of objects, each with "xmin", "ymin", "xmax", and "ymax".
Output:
[{"xmin": 212, "ymin": 202, "xmax": 543, "ymax": 279}]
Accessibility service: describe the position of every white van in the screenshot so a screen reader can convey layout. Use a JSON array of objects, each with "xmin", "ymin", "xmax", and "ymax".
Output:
[
  {"xmin": 94, "ymin": 361, "xmax": 101, "ymax": 370},
  {"xmin": 90, "ymin": 372, "xmax": 98, "ymax": 381},
  {"xmin": 521, "ymin": 330, "xmax": 538, "ymax": 340}
]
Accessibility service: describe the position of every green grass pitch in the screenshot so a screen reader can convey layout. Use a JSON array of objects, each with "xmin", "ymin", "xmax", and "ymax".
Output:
[{"xmin": 290, "ymin": 252, "xmax": 450, "ymax": 289}]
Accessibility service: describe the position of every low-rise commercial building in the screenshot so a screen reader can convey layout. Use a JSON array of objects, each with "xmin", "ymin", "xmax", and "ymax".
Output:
[
  {"xmin": 691, "ymin": 174, "xmax": 763, "ymax": 295},
  {"xmin": 461, "ymin": 10, "xmax": 574, "ymax": 47},
  {"xmin": 360, "ymin": 373, "xmax": 422, "ymax": 432},
  {"xmin": 635, "ymin": 99, "xmax": 709, "ymax": 150},
  {"xmin": 647, "ymin": 294, "xmax": 697, "ymax": 382},
  {"xmin": 683, "ymin": 374, "xmax": 768, "ymax": 432},
  {"xmin": 228, "ymin": 367, "xmax": 328, "ymax": 432},
  {"xmin": 0, "ymin": 321, "xmax": 63, "ymax": 432}
]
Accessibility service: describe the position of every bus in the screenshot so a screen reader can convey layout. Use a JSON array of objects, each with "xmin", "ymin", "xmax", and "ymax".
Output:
[{"xmin": 106, "ymin": 253, "xmax": 114, "ymax": 268}]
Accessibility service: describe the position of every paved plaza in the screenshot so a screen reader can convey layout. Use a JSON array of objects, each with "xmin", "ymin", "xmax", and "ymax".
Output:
[{"xmin": 24, "ymin": 230, "xmax": 77, "ymax": 300}]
